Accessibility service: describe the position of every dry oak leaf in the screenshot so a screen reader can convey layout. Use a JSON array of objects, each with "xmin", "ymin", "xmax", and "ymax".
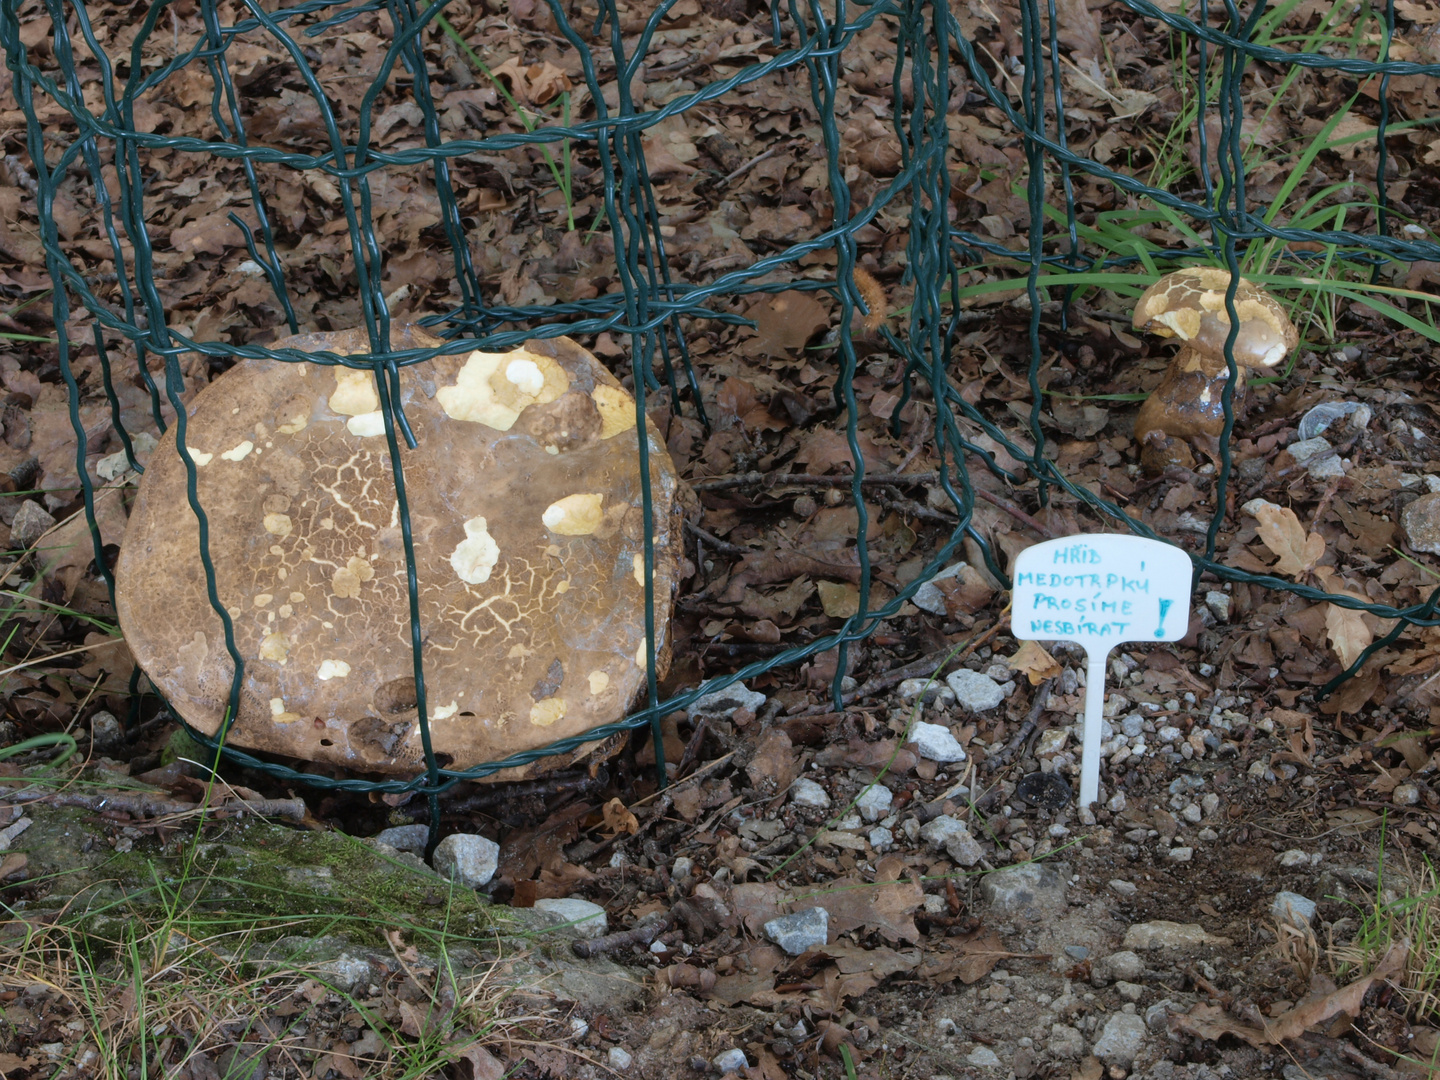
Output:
[
  {"xmin": 1314, "ymin": 567, "xmax": 1375, "ymax": 670},
  {"xmin": 1253, "ymin": 502, "xmax": 1326, "ymax": 577},
  {"xmin": 1007, "ymin": 640, "xmax": 1062, "ymax": 685},
  {"xmin": 601, "ymin": 797, "xmax": 639, "ymax": 836},
  {"xmin": 1171, "ymin": 938, "xmax": 1408, "ymax": 1047}
]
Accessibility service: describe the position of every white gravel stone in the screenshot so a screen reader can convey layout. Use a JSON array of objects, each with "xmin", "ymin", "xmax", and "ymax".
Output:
[
  {"xmin": 868, "ymin": 827, "xmax": 894, "ymax": 851},
  {"xmin": 918, "ymin": 815, "xmax": 984, "ymax": 866},
  {"xmin": 1393, "ymin": 782, "xmax": 1422, "ymax": 806},
  {"xmin": 855, "ymin": 784, "xmax": 893, "ymax": 822},
  {"xmin": 672, "ymin": 857, "xmax": 694, "ymax": 879},
  {"xmin": 688, "ymin": 680, "xmax": 766, "ymax": 721},
  {"xmin": 1204, "ymin": 591, "xmax": 1231, "ymax": 622},
  {"xmin": 713, "ymin": 1049, "xmax": 749, "ymax": 1074},
  {"xmin": 789, "ymin": 778, "xmax": 832, "ymax": 809},
  {"xmin": 1157, "ymin": 725, "xmax": 1184, "ymax": 744},
  {"xmin": 1181, "ymin": 803, "xmax": 1203, "ymax": 824},
  {"xmin": 1123, "ymin": 921, "xmax": 1229, "ymax": 950},
  {"xmin": 966, "ymin": 1046, "xmax": 1001, "ymax": 1067},
  {"xmin": 1168, "ymin": 847, "xmax": 1194, "ymax": 862},
  {"xmin": 1092, "ymin": 1012, "xmax": 1147, "ymax": 1067},
  {"xmin": 1036, "ymin": 729, "xmax": 1069, "ymax": 756},
  {"xmin": 898, "ymin": 677, "xmax": 955, "ymax": 705},
  {"xmin": 534, "ymin": 897, "xmax": 609, "ymax": 938},
  {"xmin": 1048, "ymin": 1024, "xmax": 1086, "ymax": 1060},
  {"xmin": 981, "ymin": 862, "xmax": 1067, "ymax": 916},
  {"xmin": 912, "ymin": 562, "xmax": 969, "ymax": 614},
  {"xmin": 1201, "ymin": 793, "xmax": 1221, "ymax": 817},
  {"xmin": 1278, "ymin": 848, "xmax": 1311, "ymax": 867},
  {"xmin": 945, "ymin": 669, "xmax": 1005, "ymax": 712},
  {"xmin": 1097, "ymin": 950, "xmax": 1145, "ymax": 981},
  {"xmin": 607, "ymin": 1046, "xmax": 633, "ymax": 1071},
  {"xmin": 431, "ymin": 833, "xmax": 500, "ymax": 888},
  {"xmin": 1109, "ymin": 879, "xmax": 1138, "ymax": 897},
  {"xmin": 909, "ymin": 721, "xmax": 967, "ymax": 762},
  {"xmin": 764, "ymin": 907, "xmax": 828, "ymax": 955},
  {"xmin": 375, "ymin": 825, "xmax": 430, "ymax": 854},
  {"xmin": 1272, "ymin": 891, "xmax": 1317, "ymax": 928}
]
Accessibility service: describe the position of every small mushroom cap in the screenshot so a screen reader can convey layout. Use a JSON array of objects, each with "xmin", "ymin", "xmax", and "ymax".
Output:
[
  {"xmin": 1132, "ymin": 267, "xmax": 1298, "ymax": 369},
  {"xmin": 115, "ymin": 326, "xmax": 689, "ymax": 777}
]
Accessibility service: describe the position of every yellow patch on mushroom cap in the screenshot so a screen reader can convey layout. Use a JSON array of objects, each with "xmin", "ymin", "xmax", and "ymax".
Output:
[
  {"xmin": 260, "ymin": 633, "xmax": 289, "ymax": 663},
  {"xmin": 253, "ymin": 593, "xmax": 273, "ymax": 607},
  {"xmin": 592, "ymin": 384, "xmax": 637, "ymax": 439},
  {"xmin": 437, "ymin": 348, "xmax": 569, "ymax": 431},
  {"xmin": 635, "ymin": 640, "xmax": 649, "ymax": 669},
  {"xmin": 332, "ymin": 556, "xmax": 375, "ymax": 598},
  {"xmin": 185, "ymin": 449, "xmax": 214, "ymax": 467},
  {"xmin": 269, "ymin": 698, "xmax": 300, "ymax": 723},
  {"xmin": 450, "ymin": 516, "xmax": 500, "ymax": 585},
  {"xmin": 542, "ymin": 493, "xmax": 605, "ymax": 535},
  {"xmin": 317, "ymin": 659, "xmax": 351, "ymax": 680},
  {"xmin": 330, "ymin": 369, "xmax": 380, "ymax": 416},
  {"xmin": 530, "ymin": 697, "xmax": 566, "ymax": 726},
  {"xmin": 264, "ymin": 513, "xmax": 293, "ymax": 537},
  {"xmin": 632, "ymin": 553, "xmax": 645, "ymax": 586},
  {"xmin": 346, "ymin": 411, "xmax": 387, "ymax": 438},
  {"xmin": 588, "ymin": 670, "xmax": 610, "ymax": 695},
  {"xmin": 431, "ymin": 701, "xmax": 459, "ymax": 720},
  {"xmin": 221, "ymin": 440, "xmax": 254, "ymax": 462}
]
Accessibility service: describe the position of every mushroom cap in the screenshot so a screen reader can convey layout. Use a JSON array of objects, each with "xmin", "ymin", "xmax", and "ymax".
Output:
[
  {"xmin": 116, "ymin": 326, "xmax": 688, "ymax": 777},
  {"xmin": 1132, "ymin": 267, "xmax": 1298, "ymax": 369}
]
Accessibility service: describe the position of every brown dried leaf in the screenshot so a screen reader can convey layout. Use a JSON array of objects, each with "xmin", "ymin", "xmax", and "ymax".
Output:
[
  {"xmin": 1171, "ymin": 938, "xmax": 1409, "ymax": 1047},
  {"xmin": 818, "ymin": 580, "xmax": 860, "ymax": 618},
  {"xmin": 452, "ymin": 1045, "xmax": 506, "ymax": 1080},
  {"xmin": 809, "ymin": 857, "xmax": 923, "ymax": 944},
  {"xmin": 747, "ymin": 290, "xmax": 830, "ymax": 356},
  {"xmin": 601, "ymin": 797, "xmax": 639, "ymax": 836},
  {"xmin": 916, "ymin": 929, "xmax": 1023, "ymax": 985},
  {"xmin": 1007, "ymin": 640, "xmax": 1061, "ymax": 685},
  {"xmin": 746, "ymin": 730, "xmax": 798, "ymax": 793},
  {"xmin": 1254, "ymin": 503, "xmax": 1325, "ymax": 578}
]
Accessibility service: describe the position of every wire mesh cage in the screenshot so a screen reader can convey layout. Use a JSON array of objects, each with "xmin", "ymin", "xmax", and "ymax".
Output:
[{"xmin": 3, "ymin": 0, "xmax": 1440, "ymax": 832}]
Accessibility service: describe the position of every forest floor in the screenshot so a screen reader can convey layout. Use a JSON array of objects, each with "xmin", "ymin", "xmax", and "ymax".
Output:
[{"xmin": 0, "ymin": 0, "xmax": 1439, "ymax": 1076}]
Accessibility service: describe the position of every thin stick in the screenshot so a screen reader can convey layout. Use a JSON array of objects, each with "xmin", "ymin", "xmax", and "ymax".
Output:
[{"xmin": 0, "ymin": 789, "xmax": 307, "ymax": 821}]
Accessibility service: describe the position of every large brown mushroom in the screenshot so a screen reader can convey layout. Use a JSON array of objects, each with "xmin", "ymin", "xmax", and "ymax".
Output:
[
  {"xmin": 1131, "ymin": 268, "xmax": 1298, "ymax": 473},
  {"xmin": 115, "ymin": 325, "xmax": 691, "ymax": 778}
]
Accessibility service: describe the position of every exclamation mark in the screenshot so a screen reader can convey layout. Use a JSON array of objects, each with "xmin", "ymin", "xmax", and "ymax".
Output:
[{"xmin": 1155, "ymin": 598, "xmax": 1173, "ymax": 638}]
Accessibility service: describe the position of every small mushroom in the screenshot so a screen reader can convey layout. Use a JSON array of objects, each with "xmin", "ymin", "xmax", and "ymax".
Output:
[
  {"xmin": 116, "ymin": 325, "xmax": 692, "ymax": 778},
  {"xmin": 1131, "ymin": 267, "xmax": 1297, "ymax": 473}
]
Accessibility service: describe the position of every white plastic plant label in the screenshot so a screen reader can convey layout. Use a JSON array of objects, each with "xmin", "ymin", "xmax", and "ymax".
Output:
[{"xmin": 1011, "ymin": 535, "xmax": 1193, "ymax": 808}]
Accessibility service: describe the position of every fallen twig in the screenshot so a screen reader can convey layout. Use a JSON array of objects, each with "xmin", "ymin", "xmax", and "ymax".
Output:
[{"xmin": 571, "ymin": 911, "xmax": 674, "ymax": 958}]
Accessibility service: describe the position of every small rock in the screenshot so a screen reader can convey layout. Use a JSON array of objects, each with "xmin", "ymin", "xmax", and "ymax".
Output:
[
  {"xmin": 1204, "ymin": 591, "xmax": 1230, "ymax": 622},
  {"xmin": 1403, "ymin": 494, "xmax": 1440, "ymax": 556},
  {"xmin": 1298, "ymin": 400, "xmax": 1369, "ymax": 441},
  {"xmin": 1036, "ymin": 729, "xmax": 1069, "ymax": 757},
  {"xmin": 1393, "ymin": 783, "xmax": 1422, "ymax": 806},
  {"xmin": 1201, "ymin": 793, "xmax": 1220, "ymax": 817},
  {"xmin": 909, "ymin": 721, "xmax": 967, "ymax": 762},
  {"xmin": 1181, "ymin": 803, "xmax": 1202, "ymax": 824},
  {"xmin": 789, "ymin": 778, "xmax": 831, "ymax": 809},
  {"xmin": 374, "ymin": 825, "xmax": 430, "ymax": 854},
  {"xmin": 1106, "ymin": 791, "xmax": 1128, "ymax": 813},
  {"xmin": 607, "ymin": 1046, "xmax": 633, "ymax": 1071},
  {"xmin": 713, "ymin": 1049, "xmax": 748, "ymax": 1074},
  {"xmin": 9, "ymin": 501, "xmax": 55, "ymax": 549},
  {"xmin": 1145, "ymin": 1001, "xmax": 1178, "ymax": 1032},
  {"xmin": 1156, "ymin": 725, "xmax": 1183, "ymax": 744},
  {"xmin": 1168, "ymin": 847, "xmax": 1193, "ymax": 862},
  {"xmin": 1123, "ymin": 921, "xmax": 1230, "ymax": 950},
  {"xmin": 1012, "ymin": 1045, "xmax": 1038, "ymax": 1079},
  {"xmin": 1064, "ymin": 945, "xmax": 1089, "ymax": 960},
  {"xmin": 912, "ymin": 562, "xmax": 969, "ymax": 614},
  {"xmin": 981, "ymin": 862, "xmax": 1066, "ymax": 917},
  {"xmin": 1120, "ymin": 715, "xmax": 1145, "ymax": 738},
  {"xmin": 855, "ymin": 784, "xmax": 893, "ymax": 822},
  {"xmin": 897, "ymin": 677, "xmax": 956, "ymax": 705},
  {"xmin": 672, "ymin": 856, "xmax": 694, "ymax": 879},
  {"xmin": 1097, "ymin": 951, "xmax": 1146, "ymax": 982},
  {"xmin": 1115, "ymin": 980, "xmax": 1145, "ymax": 1002},
  {"xmin": 1278, "ymin": 848, "xmax": 1311, "ymax": 867},
  {"xmin": 966, "ymin": 1046, "xmax": 1002, "ymax": 1067},
  {"xmin": 431, "ymin": 833, "xmax": 499, "ymax": 888},
  {"xmin": 764, "ymin": 907, "xmax": 828, "ymax": 955},
  {"xmin": 1048, "ymin": 1024, "xmax": 1086, "ymax": 1060},
  {"xmin": 868, "ymin": 826, "xmax": 893, "ymax": 851},
  {"xmin": 1289, "ymin": 436, "xmax": 1345, "ymax": 479},
  {"xmin": 945, "ymin": 669, "xmax": 1005, "ymax": 712},
  {"xmin": 937, "ymin": 1017, "xmax": 960, "ymax": 1037},
  {"xmin": 89, "ymin": 711, "xmax": 123, "ymax": 753},
  {"xmin": 570, "ymin": 1017, "xmax": 589, "ymax": 1039},
  {"xmin": 918, "ymin": 815, "xmax": 984, "ymax": 866},
  {"xmin": 1109, "ymin": 879, "xmax": 1138, "ymax": 897},
  {"xmin": 688, "ymin": 680, "xmax": 766, "ymax": 722},
  {"xmin": 1092, "ymin": 1012, "xmax": 1147, "ymax": 1067},
  {"xmin": 534, "ymin": 897, "xmax": 609, "ymax": 938},
  {"xmin": 1272, "ymin": 891, "xmax": 1317, "ymax": 928}
]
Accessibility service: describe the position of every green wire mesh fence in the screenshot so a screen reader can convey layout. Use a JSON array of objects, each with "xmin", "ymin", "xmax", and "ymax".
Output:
[{"xmin": 3, "ymin": 0, "xmax": 1440, "ymax": 833}]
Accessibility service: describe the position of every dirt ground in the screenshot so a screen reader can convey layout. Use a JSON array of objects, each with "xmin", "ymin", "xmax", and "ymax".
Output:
[{"xmin": 0, "ymin": 0, "xmax": 1439, "ymax": 1075}]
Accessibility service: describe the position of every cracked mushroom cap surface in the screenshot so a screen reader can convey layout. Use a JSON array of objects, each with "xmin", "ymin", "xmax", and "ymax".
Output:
[
  {"xmin": 115, "ymin": 326, "xmax": 688, "ymax": 776},
  {"xmin": 1132, "ymin": 267, "xmax": 1298, "ymax": 369}
]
